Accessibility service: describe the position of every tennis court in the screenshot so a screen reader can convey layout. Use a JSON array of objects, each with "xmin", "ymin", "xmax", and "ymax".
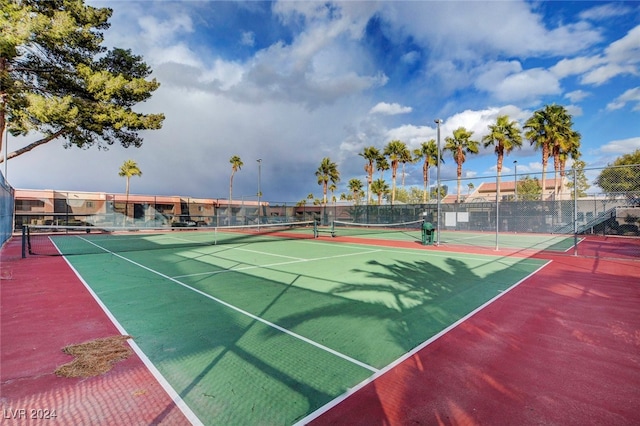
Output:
[{"xmin": 33, "ymin": 224, "xmax": 547, "ymax": 424}]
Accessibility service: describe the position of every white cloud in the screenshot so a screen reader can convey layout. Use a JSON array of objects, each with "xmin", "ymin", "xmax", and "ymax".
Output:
[
  {"xmin": 581, "ymin": 63, "xmax": 637, "ymax": 86},
  {"xmin": 606, "ymin": 87, "xmax": 640, "ymax": 111},
  {"xmin": 138, "ymin": 13, "xmax": 194, "ymax": 46},
  {"xmin": 241, "ymin": 31, "xmax": 255, "ymax": 47},
  {"xmin": 604, "ymin": 25, "xmax": 640, "ymax": 64},
  {"xmin": 597, "ymin": 137, "xmax": 640, "ymax": 154},
  {"xmin": 385, "ymin": 124, "xmax": 435, "ymax": 149},
  {"xmin": 369, "ymin": 102, "xmax": 412, "ymax": 115},
  {"xmin": 551, "ymin": 25, "xmax": 640, "ymax": 86},
  {"xmin": 565, "ymin": 104, "xmax": 583, "ymax": 117},
  {"xmin": 551, "ymin": 56, "xmax": 604, "ymax": 79},
  {"xmin": 384, "ymin": 1, "xmax": 602, "ymax": 59},
  {"xmin": 476, "ymin": 62, "xmax": 561, "ymax": 103},
  {"xmin": 579, "ymin": 3, "xmax": 633, "ymax": 21},
  {"xmin": 565, "ymin": 90, "xmax": 590, "ymax": 103},
  {"xmin": 401, "ymin": 51, "xmax": 420, "ymax": 65}
]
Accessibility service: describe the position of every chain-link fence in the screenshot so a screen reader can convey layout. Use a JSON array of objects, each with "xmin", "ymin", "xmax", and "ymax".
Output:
[
  {"xmin": 12, "ymin": 165, "xmax": 640, "ymax": 256},
  {"xmin": 0, "ymin": 171, "xmax": 14, "ymax": 247}
]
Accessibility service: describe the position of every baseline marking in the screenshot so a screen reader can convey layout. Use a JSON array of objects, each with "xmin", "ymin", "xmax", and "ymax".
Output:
[
  {"xmin": 294, "ymin": 259, "xmax": 554, "ymax": 425},
  {"xmin": 56, "ymin": 252, "xmax": 204, "ymax": 426}
]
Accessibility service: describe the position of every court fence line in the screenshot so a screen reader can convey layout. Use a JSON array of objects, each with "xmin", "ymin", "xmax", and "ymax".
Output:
[{"xmin": 11, "ymin": 165, "xmax": 640, "ymax": 258}]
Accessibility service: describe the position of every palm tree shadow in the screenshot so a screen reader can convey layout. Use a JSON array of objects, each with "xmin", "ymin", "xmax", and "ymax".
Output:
[{"xmin": 260, "ymin": 257, "xmax": 485, "ymax": 363}]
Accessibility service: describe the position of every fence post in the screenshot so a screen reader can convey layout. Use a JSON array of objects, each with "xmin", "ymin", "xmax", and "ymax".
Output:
[
  {"xmin": 21, "ymin": 225, "xmax": 27, "ymax": 258},
  {"xmin": 495, "ymin": 174, "xmax": 499, "ymax": 251},
  {"xmin": 573, "ymin": 169, "xmax": 578, "ymax": 256}
]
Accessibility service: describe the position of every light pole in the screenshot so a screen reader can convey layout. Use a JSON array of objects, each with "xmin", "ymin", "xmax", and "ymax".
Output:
[
  {"xmin": 3, "ymin": 126, "xmax": 7, "ymax": 178},
  {"xmin": 434, "ymin": 119, "xmax": 442, "ymax": 246},
  {"xmin": 513, "ymin": 160, "xmax": 518, "ymax": 201},
  {"xmin": 257, "ymin": 159, "xmax": 262, "ymax": 224}
]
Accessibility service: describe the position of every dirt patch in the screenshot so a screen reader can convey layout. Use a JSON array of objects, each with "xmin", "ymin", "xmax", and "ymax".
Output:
[{"xmin": 55, "ymin": 335, "xmax": 134, "ymax": 378}]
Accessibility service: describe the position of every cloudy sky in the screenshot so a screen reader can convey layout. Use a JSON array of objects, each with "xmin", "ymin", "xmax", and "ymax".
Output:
[{"xmin": 6, "ymin": 0, "xmax": 640, "ymax": 202}]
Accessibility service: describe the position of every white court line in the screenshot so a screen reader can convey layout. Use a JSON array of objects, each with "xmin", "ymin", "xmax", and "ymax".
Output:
[
  {"xmin": 58, "ymin": 253, "xmax": 204, "ymax": 426},
  {"xmin": 172, "ymin": 248, "xmax": 381, "ymax": 279},
  {"xmin": 300, "ymin": 238, "xmax": 545, "ymax": 266},
  {"xmin": 235, "ymin": 246, "xmax": 305, "ymax": 260},
  {"xmin": 294, "ymin": 259, "xmax": 554, "ymax": 426},
  {"xmin": 77, "ymin": 236, "xmax": 379, "ymax": 374}
]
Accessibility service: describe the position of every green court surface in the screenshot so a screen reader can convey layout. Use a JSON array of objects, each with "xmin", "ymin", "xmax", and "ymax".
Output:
[{"xmin": 58, "ymin": 232, "xmax": 548, "ymax": 424}]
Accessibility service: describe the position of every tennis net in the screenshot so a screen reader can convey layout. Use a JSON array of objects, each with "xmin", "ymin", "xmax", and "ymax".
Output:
[
  {"xmin": 331, "ymin": 220, "xmax": 424, "ymax": 239},
  {"xmin": 22, "ymin": 221, "xmax": 316, "ymax": 257}
]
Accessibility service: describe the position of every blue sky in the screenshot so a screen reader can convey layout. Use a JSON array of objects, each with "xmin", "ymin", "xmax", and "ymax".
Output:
[{"xmin": 7, "ymin": 0, "xmax": 640, "ymax": 202}]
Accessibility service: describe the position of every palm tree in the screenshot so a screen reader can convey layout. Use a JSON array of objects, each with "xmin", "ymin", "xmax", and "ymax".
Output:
[
  {"xmin": 371, "ymin": 178, "xmax": 390, "ymax": 205},
  {"xmin": 482, "ymin": 115, "xmax": 523, "ymax": 201},
  {"xmin": 229, "ymin": 155, "xmax": 243, "ymax": 223},
  {"xmin": 383, "ymin": 139, "xmax": 409, "ymax": 204},
  {"xmin": 524, "ymin": 109, "xmax": 551, "ymax": 199},
  {"xmin": 359, "ymin": 146, "xmax": 380, "ymax": 205},
  {"xmin": 550, "ymin": 111, "xmax": 581, "ymax": 197},
  {"xmin": 118, "ymin": 159, "xmax": 142, "ymax": 224},
  {"xmin": 347, "ymin": 178, "xmax": 364, "ymax": 204},
  {"xmin": 524, "ymin": 104, "xmax": 581, "ymax": 199},
  {"xmin": 444, "ymin": 127, "xmax": 479, "ymax": 203},
  {"xmin": 315, "ymin": 157, "xmax": 340, "ymax": 205},
  {"xmin": 558, "ymin": 135, "xmax": 581, "ymax": 196},
  {"xmin": 376, "ymin": 155, "xmax": 389, "ymax": 180},
  {"xmin": 558, "ymin": 135, "xmax": 581, "ymax": 178},
  {"xmin": 413, "ymin": 139, "xmax": 440, "ymax": 203},
  {"xmin": 399, "ymin": 146, "xmax": 414, "ymax": 187},
  {"xmin": 329, "ymin": 183, "xmax": 337, "ymax": 204}
]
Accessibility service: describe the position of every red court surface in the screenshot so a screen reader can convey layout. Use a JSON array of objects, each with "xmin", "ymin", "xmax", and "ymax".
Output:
[{"xmin": 2, "ymin": 235, "xmax": 639, "ymax": 425}]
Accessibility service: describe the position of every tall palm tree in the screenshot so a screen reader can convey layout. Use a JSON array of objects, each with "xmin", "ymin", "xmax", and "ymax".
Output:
[
  {"xmin": 413, "ymin": 139, "xmax": 440, "ymax": 203},
  {"xmin": 347, "ymin": 178, "xmax": 364, "ymax": 204},
  {"xmin": 524, "ymin": 109, "xmax": 551, "ymax": 199},
  {"xmin": 482, "ymin": 115, "xmax": 523, "ymax": 201},
  {"xmin": 524, "ymin": 104, "xmax": 581, "ymax": 199},
  {"xmin": 376, "ymin": 155, "xmax": 389, "ymax": 180},
  {"xmin": 399, "ymin": 146, "xmax": 414, "ymax": 187},
  {"xmin": 359, "ymin": 146, "xmax": 380, "ymax": 205},
  {"xmin": 558, "ymin": 135, "xmax": 581, "ymax": 178},
  {"xmin": 383, "ymin": 139, "xmax": 409, "ymax": 204},
  {"xmin": 554, "ymin": 126, "xmax": 581, "ymax": 196},
  {"xmin": 329, "ymin": 183, "xmax": 337, "ymax": 204},
  {"xmin": 118, "ymin": 159, "xmax": 142, "ymax": 223},
  {"xmin": 444, "ymin": 127, "xmax": 479, "ymax": 203},
  {"xmin": 315, "ymin": 157, "xmax": 340, "ymax": 205},
  {"xmin": 558, "ymin": 134, "xmax": 582, "ymax": 196},
  {"xmin": 371, "ymin": 178, "xmax": 390, "ymax": 205},
  {"xmin": 229, "ymin": 155, "xmax": 243, "ymax": 222}
]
